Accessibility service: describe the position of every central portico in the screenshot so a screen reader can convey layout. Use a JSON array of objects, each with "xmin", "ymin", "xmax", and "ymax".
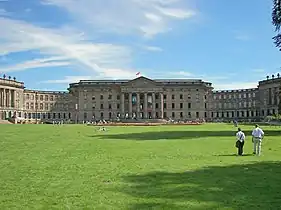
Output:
[{"xmin": 120, "ymin": 77, "xmax": 164, "ymax": 119}]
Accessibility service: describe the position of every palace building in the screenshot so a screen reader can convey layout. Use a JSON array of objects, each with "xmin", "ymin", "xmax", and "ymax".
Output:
[{"xmin": 0, "ymin": 74, "xmax": 280, "ymax": 123}]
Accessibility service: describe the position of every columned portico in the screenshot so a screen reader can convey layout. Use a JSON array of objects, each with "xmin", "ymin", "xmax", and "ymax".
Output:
[
  {"xmin": 120, "ymin": 90, "xmax": 164, "ymax": 119},
  {"xmin": 0, "ymin": 88, "xmax": 19, "ymax": 120},
  {"xmin": 0, "ymin": 88, "xmax": 16, "ymax": 109}
]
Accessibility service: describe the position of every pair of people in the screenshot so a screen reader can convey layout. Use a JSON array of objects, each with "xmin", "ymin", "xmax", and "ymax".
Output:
[{"xmin": 235, "ymin": 124, "xmax": 264, "ymax": 156}]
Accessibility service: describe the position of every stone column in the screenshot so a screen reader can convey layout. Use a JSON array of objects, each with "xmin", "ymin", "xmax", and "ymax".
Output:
[
  {"xmin": 272, "ymin": 88, "xmax": 274, "ymax": 105},
  {"xmin": 12, "ymin": 90, "xmax": 15, "ymax": 108},
  {"xmin": 160, "ymin": 93, "xmax": 164, "ymax": 119},
  {"xmin": 3, "ymin": 89, "xmax": 6, "ymax": 108},
  {"xmin": 8, "ymin": 89, "xmax": 11, "ymax": 108},
  {"xmin": 152, "ymin": 93, "xmax": 156, "ymax": 118},
  {"xmin": 144, "ymin": 93, "xmax": 148, "ymax": 118},
  {"xmin": 129, "ymin": 92, "xmax": 132, "ymax": 117},
  {"xmin": 13, "ymin": 90, "xmax": 16, "ymax": 108},
  {"xmin": 10, "ymin": 90, "xmax": 13, "ymax": 108},
  {"xmin": 0, "ymin": 89, "xmax": 3, "ymax": 107},
  {"xmin": 121, "ymin": 93, "xmax": 125, "ymax": 118},
  {"xmin": 137, "ymin": 93, "xmax": 140, "ymax": 117}
]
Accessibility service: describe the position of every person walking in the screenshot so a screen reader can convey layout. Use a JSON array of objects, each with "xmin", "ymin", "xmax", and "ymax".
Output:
[
  {"xmin": 236, "ymin": 127, "xmax": 245, "ymax": 156},
  {"xmin": 252, "ymin": 124, "xmax": 264, "ymax": 156}
]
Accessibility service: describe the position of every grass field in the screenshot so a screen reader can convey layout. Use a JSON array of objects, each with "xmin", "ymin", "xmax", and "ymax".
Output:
[{"xmin": 0, "ymin": 123, "xmax": 281, "ymax": 209}]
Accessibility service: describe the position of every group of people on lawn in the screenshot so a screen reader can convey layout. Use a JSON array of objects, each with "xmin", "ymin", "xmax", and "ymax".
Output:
[{"xmin": 235, "ymin": 124, "xmax": 264, "ymax": 156}]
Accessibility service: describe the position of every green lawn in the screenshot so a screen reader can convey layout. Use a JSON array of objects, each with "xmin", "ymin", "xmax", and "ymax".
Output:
[{"xmin": 0, "ymin": 124, "xmax": 281, "ymax": 210}]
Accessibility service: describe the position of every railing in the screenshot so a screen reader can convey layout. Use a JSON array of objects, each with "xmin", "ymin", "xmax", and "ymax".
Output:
[{"xmin": 0, "ymin": 78, "xmax": 24, "ymax": 88}]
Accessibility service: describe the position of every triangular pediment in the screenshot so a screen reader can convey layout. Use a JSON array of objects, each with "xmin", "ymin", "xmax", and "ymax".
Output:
[{"xmin": 125, "ymin": 76, "xmax": 158, "ymax": 87}]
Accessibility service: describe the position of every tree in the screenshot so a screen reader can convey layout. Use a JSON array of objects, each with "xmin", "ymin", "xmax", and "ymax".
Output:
[
  {"xmin": 272, "ymin": 0, "xmax": 281, "ymax": 114},
  {"xmin": 272, "ymin": 0, "xmax": 281, "ymax": 49}
]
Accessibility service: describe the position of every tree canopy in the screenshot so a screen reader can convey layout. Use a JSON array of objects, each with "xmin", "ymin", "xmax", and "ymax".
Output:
[{"xmin": 272, "ymin": 0, "xmax": 281, "ymax": 49}]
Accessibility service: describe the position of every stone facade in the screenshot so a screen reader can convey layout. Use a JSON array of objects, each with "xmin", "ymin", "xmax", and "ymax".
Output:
[
  {"xmin": 0, "ymin": 78, "xmax": 24, "ymax": 119},
  {"xmin": 23, "ymin": 90, "xmax": 71, "ymax": 121},
  {"xmin": 68, "ymin": 77, "xmax": 213, "ymax": 122},
  {"xmin": 0, "ymin": 75, "xmax": 280, "ymax": 122}
]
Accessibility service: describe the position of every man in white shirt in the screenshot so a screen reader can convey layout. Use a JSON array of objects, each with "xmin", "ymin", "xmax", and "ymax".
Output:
[
  {"xmin": 236, "ymin": 128, "xmax": 245, "ymax": 156},
  {"xmin": 252, "ymin": 124, "xmax": 264, "ymax": 156}
]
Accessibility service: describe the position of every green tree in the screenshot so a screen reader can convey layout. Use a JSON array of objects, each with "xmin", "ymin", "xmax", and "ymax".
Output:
[
  {"xmin": 272, "ymin": 0, "xmax": 281, "ymax": 114},
  {"xmin": 272, "ymin": 0, "xmax": 281, "ymax": 48}
]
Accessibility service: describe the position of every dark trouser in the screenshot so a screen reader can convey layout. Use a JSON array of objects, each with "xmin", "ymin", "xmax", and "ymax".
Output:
[{"xmin": 237, "ymin": 141, "xmax": 244, "ymax": 155}]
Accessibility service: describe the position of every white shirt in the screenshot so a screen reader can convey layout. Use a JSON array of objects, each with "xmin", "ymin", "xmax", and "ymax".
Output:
[
  {"xmin": 252, "ymin": 127, "xmax": 264, "ymax": 138},
  {"xmin": 236, "ymin": 131, "xmax": 245, "ymax": 142}
]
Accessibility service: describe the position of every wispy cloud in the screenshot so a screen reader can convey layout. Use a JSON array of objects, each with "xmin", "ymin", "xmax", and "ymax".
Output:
[
  {"xmin": 42, "ymin": 76, "xmax": 93, "ymax": 84},
  {"xmin": 169, "ymin": 70, "xmax": 193, "ymax": 77},
  {"xmin": 0, "ymin": 0, "xmax": 197, "ymax": 82},
  {"xmin": 0, "ymin": 56, "xmax": 70, "ymax": 73},
  {"xmin": 167, "ymin": 71, "xmax": 234, "ymax": 81},
  {"xmin": 0, "ymin": 16, "xmax": 135, "ymax": 78},
  {"xmin": 235, "ymin": 35, "xmax": 250, "ymax": 41},
  {"xmin": 43, "ymin": 68, "xmax": 143, "ymax": 84},
  {"xmin": 252, "ymin": 68, "xmax": 265, "ymax": 73},
  {"xmin": 233, "ymin": 30, "xmax": 251, "ymax": 41},
  {"xmin": 142, "ymin": 45, "xmax": 163, "ymax": 52},
  {"xmin": 0, "ymin": 8, "xmax": 9, "ymax": 16},
  {"xmin": 214, "ymin": 82, "xmax": 258, "ymax": 90},
  {"xmin": 42, "ymin": 0, "xmax": 196, "ymax": 37}
]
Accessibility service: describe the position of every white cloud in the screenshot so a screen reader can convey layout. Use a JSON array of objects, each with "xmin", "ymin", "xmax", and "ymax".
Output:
[
  {"xmin": 0, "ymin": 16, "xmax": 134, "ymax": 77},
  {"xmin": 0, "ymin": 0, "xmax": 197, "ymax": 83},
  {"xmin": 142, "ymin": 45, "xmax": 163, "ymax": 52},
  {"xmin": 156, "ymin": 7, "xmax": 196, "ymax": 19},
  {"xmin": 213, "ymin": 82, "xmax": 258, "ymax": 90},
  {"xmin": 42, "ymin": 0, "xmax": 196, "ymax": 37},
  {"xmin": 42, "ymin": 69, "xmax": 143, "ymax": 84},
  {"xmin": 24, "ymin": 8, "xmax": 32, "ymax": 13},
  {"xmin": 235, "ymin": 35, "xmax": 250, "ymax": 41},
  {"xmin": 252, "ymin": 68, "xmax": 265, "ymax": 73},
  {"xmin": 169, "ymin": 71, "xmax": 193, "ymax": 77},
  {"xmin": 0, "ymin": 8, "xmax": 9, "ymax": 16},
  {"xmin": 233, "ymin": 30, "xmax": 250, "ymax": 41},
  {"xmin": 0, "ymin": 56, "xmax": 70, "ymax": 73},
  {"xmin": 42, "ymin": 76, "xmax": 93, "ymax": 84}
]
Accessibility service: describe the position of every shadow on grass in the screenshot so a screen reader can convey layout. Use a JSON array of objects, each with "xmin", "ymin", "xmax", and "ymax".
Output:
[
  {"xmin": 116, "ymin": 162, "xmax": 281, "ymax": 210},
  {"xmin": 94, "ymin": 130, "xmax": 281, "ymax": 141},
  {"xmin": 215, "ymin": 154, "xmax": 253, "ymax": 157}
]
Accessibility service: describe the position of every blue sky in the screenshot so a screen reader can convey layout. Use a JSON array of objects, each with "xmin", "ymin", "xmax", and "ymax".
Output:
[{"xmin": 0, "ymin": 0, "xmax": 280, "ymax": 90}]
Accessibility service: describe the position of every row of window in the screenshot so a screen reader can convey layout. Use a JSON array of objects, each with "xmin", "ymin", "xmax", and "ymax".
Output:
[
  {"xmin": 25, "ymin": 102, "xmax": 68, "ymax": 110},
  {"xmin": 24, "ymin": 112, "xmax": 72, "ymax": 119},
  {"xmin": 214, "ymin": 92, "xmax": 256, "ymax": 100},
  {"xmin": 83, "ymin": 111, "xmax": 203, "ymax": 119},
  {"xmin": 88, "ymin": 93, "xmax": 206, "ymax": 101},
  {"xmin": 213, "ymin": 101, "xmax": 257, "ymax": 109},
  {"xmin": 88, "ymin": 102, "xmax": 198, "ymax": 110},
  {"xmin": 25, "ymin": 94, "xmax": 65, "ymax": 101},
  {"xmin": 212, "ymin": 109, "xmax": 277, "ymax": 118}
]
